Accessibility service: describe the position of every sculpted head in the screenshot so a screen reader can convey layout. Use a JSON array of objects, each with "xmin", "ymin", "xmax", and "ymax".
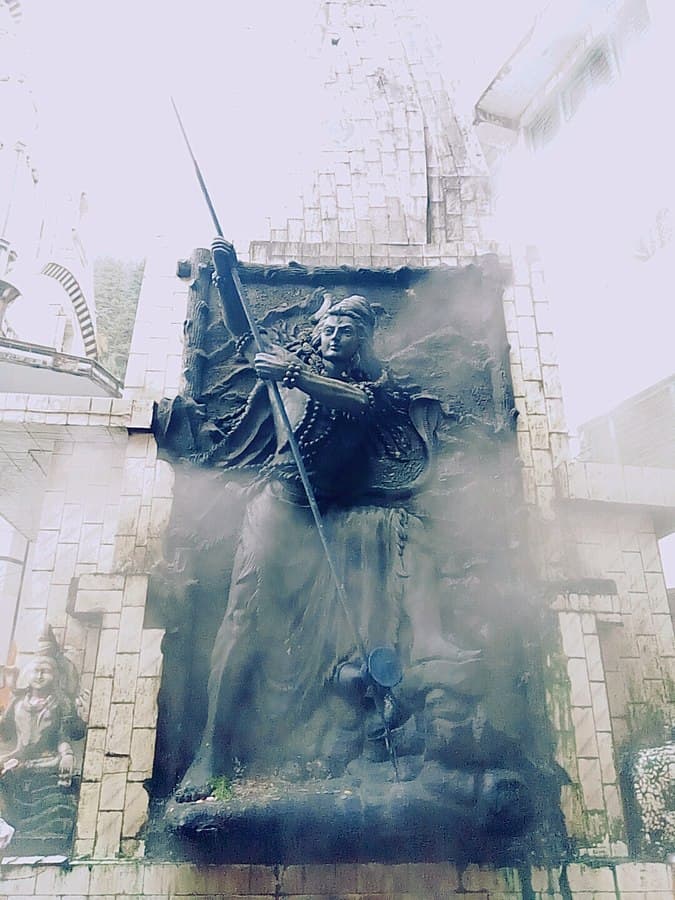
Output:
[
  {"xmin": 312, "ymin": 295, "xmax": 380, "ymax": 376},
  {"xmin": 17, "ymin": 656, "xmax": 57, "ymax": 695}
]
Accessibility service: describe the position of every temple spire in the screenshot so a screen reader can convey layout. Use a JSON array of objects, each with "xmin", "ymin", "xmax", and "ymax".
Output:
[{"xmin": 251, "ymin": 0, "xmax": 491, "ymax": 266}]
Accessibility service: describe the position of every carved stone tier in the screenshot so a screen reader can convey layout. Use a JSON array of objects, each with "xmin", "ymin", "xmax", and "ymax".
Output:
[{"xmin": 162, "ymin": 760, "xmax": 562, "ymax": 864}]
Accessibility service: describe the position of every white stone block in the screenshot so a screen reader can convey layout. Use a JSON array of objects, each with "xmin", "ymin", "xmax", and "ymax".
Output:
[
  {"xmin": 79, "ymin": 573, "xmax": 125, "ymax": 591},
  {"xmin": 518, "ymin": 315, "xmax": 537, "ymax": 348},
  {"xmin": 101, "ymin": 612, "xmax": 121, "ymax": 630},
  {"xmin": 133, "ymin": 678, "xmax": 160, "ymax": 728},
  {"xmin": 117, "ymin": 495, "xmax": 141, "ymax": 536},
  {"xmin": 638, "ymin": 531, "xmax": 661, "ymax": 573},
  {"xmin": 114, "ymin": 534, "xmax": 136, "ymax": 569},
  {"xmin": 580, "ymin": 613, "xmax": 597, "ymax": 635},
  {"xmin": 139, "ymin": 629, "xmax": 164, "ymax": 677},
  {"xmin": 123, "ymin": 574, "xmax": 148, "ymax": 607},
  {"xmin": 77, "ymin": 524, "xmax": 103, "ymax": 564},
  {"xmin": 142, "ymin": 864, "xmax": 179, "ymax": 895},
  {"xmin": 35, "ymin": 862, "xmax": 91, "ymax": 895},
  {"xmin": 622, "ymin": 551, "xmax": 647, "ymax": 593},
  {"xmin": 532, "ymin": 449, "xmax": 553, "ymax": 486},
  {"xmin": 583, "ymin": 633, "xmax": 604, "ymax": 681},
  {"xmin": 149, "ymin": 497, "xmax": 172, "ymax": 538},
  {"xmin": 559, "ymin": 612, "xmax": 585, "ymax": 658},
  {"xmin": 0, "ymin": 869, "xmax": 38, "ymax": 894},
  {"xmin": 646, "ymin": 571, "xmax": 670, "ymax": 614},
  {"xmin": 461, "ymin": 864, "xmax": 520, "ymax": 893},
  {"xmin": 130, "ymin": 398, "xmax": 154, "ymax": 430},
  {"xmin": 520, "ymin": 348, "xmax": 541, "ymax": 381},
  {"xmin": 97, "ymin": 541, "xmax": 115, "ymax": 573},
  {"xmin": 527, "ymin": 415, "xmax": 549, "ymax": 452},
  {"xmin": 567, "ymin": 658, "xmax": 592, "ymax": 707},
  {"xmin": 615, "ymin": 863, "xmax": 672, "ymax": 893},
  {"xmin": 82, "ymin": 728, "xmax": 106, "ymax": 782},
  {"xmin": 39, "ymin": 491, "xmax": 65, "ymax": 530},
  {"xmin": 546, "ymin": 398, "xmax": 566, "ymax": 433},
  {"xmin": 52, "ymin": 544, "xmax": 77, "ymax": 584},
  {"xmin": 99, "ymin": 772, "xmax": 127, "ymax": 811},
  {"xmin": 126, "ymin": 433, "xmax": 151, "ymax": 459},
  {"xmin": 571, "ymin": 706, "xmax": 599, "ymax": 759},
  {"xmin": 112, "ymin": 653, "xmax": 140, "ymax": 703},
  {"xmin": 636, "ymin": 635, "xmax": 663, "ymax": 678},
  {"xmin": 93, "ymin": 811, "xmax": 123, "ymax": 859},
  {"xmin": 538, "ymin": 333, "xmax": 557, "ymax": 365},
  {"xmin": 117, "ymin": 606, "xmax": 144, "ymax": 654},
  {"xmin": 88, "ymin": 677, "xmax": 113, "ymax": 728},
  {"xmin": 103, "ymin": 754, "xmax": 129, "ymax": 774},
  {"xmin": 76, "ymin": 782, "xmax": 101, "ymax": 839},
  {"xmin": 566, "ymin": 863, "xmax": 615, "ymax": 892},
  {"xmin": 32, "ymin": 529, "xmax": 58, "ymax": 570},
  {"xmin": 525, "ymin": 381, "xmax": 546, "ymax": 416},
  {"xmin": 82, "ymin": 485, "xmax": 109, "ymax": 524},
  {"xmin": 135, "ymin": 505, "xmax": 151, "ymax": 546},
  {"xmin": 121, "ymin": 458, "xmax": 145, "ymax": 495},
  {"xmin": 596, "ymin": 731, "xmax": 617, "ymax": 783},
  {"xmin": 604, "ymin": 782, "xmax": 624, "ymax": 829},
  {"xmin": 565, "ymin": 462, "xmax": 589, "ymax": 500},
  {"xmin": 105, "ymin": 703, "xmax": 134, "ymax": 756},
  {"xmin": 653, "ymin": 614, "xmax": 675, "ymax": 656},
  {"xmin": 517, "ymin": 430, "xmax": 533, "ymax": 467},
  {"xmin": 129, "ymin": 728, "xmax": 156, "ymax": 777},
  {"xmin": 153, "ymin": 459, "xmax": 174, "ymax": 499},
  {"xmin": 122, "ymin": 783, "xmax": 149, "ymax": 838},
  {"xmin": 590, "ymin": 681, "xmax": 612, "ymax": 732},
  {"xmin": 513, "ymin": 285, "xmax": 533, "ymax": 316},
  {"xmin": 74, "ymin": 589, "xmax": 123, "ymax": 616},
  {"xmin": 510, "ymin": 362, "xmax": 525, "ymax": 398},
  {"xmin": 578, "ymin": 757, "xmax": 604, "ymax": 811},
  {"xmin": 73, "ymin": 837, "xmax": 95, "ymax": 857}
]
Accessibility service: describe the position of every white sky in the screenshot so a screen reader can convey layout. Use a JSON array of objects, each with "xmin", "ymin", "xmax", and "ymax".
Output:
[
  {"xmin": 11, "ymin": 0, "xmax": 675, "ymax": 436},
  {"xmin": 21, "ymin": 0, "xmax": 547, "ymax": 259}
]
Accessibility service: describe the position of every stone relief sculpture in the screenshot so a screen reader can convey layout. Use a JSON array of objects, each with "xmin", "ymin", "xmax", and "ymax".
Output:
[
  {"xmin": 0, "ymin": 625, "xmax": 85, "ymax": 849},
  {"xmin": 154, "ymin": 244, "xmax": 565, "ymax": 861}
]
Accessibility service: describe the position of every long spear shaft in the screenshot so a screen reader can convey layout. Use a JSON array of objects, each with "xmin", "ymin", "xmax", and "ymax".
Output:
[{"xmin": 171, "ymin": 98, "xmax": 366, "ymax": 660}]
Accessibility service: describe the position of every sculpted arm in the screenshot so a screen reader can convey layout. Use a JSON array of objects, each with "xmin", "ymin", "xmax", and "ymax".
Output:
[
  {"xmin": 211, "ymin": 237, "xmax": 250, "ymax": 337},
  {"xmin": 254, "ymin": 348, "xmax": 370, "ymax": 414}
]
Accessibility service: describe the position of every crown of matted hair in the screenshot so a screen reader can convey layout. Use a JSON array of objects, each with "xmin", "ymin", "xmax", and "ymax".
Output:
[{"xmin": 321, "ymin": 294, "xmax": 376, "ymax": 336}]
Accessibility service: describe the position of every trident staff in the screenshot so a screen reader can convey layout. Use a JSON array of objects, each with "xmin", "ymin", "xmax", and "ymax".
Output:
[
  {"xmin": 171, "ymin": 98, "xmax": 402, "ymax": 778},
  {"xmin": 171, "ymin": 96, "xmax": 363, "ymax": 642}
]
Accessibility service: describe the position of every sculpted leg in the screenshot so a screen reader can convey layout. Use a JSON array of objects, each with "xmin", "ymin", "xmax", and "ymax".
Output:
[{"xmin": 175, "ymin": 542, "xmax": 259, "ymax": 802}]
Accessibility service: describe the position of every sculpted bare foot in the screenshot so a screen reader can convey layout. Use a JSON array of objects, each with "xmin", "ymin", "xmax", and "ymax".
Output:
[
  {"xmin": 174, "ymin": 760, "xmax": 214, "ymax": 803},
  {"xmin": 410, "ymin": 633, "xmax": 481, "ymax": 664}
]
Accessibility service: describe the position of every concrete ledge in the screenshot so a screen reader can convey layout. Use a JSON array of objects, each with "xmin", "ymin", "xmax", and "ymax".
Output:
[
  {"xmin": 0, "ymin": 859, "xmax": 672, "ymax": 898},
  {"xmin": 0, "ymin": 394, "xmax": 153, "ymax": 432},
  {"xmin": 557, "ymin": 460, "xmax": 675, "ymax": 508}
]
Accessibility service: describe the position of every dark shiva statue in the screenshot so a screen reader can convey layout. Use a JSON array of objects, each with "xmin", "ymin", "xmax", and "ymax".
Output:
[{"xmin": 153, "ymin": 241, "xmax": 565, "ymax": 862}]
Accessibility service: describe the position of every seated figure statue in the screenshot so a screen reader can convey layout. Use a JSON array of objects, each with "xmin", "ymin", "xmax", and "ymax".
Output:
[
  {"xmin": 165, "ymin": 240, "xmax": 535, "ymax": 831},
  {"xmin": 0, "ymin": 626, "xmax": 85, "ymax": 843}
]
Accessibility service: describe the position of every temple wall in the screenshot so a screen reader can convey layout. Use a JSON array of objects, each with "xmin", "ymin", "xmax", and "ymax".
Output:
[{"xmin": 3, "ymin": 236, "xmax": 672, "ymax": 895}]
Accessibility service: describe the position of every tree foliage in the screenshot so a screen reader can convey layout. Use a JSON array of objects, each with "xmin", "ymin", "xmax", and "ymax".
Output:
[{"xmin": 94, "ymin": 257, "xmax": 145, "ymax": 382}]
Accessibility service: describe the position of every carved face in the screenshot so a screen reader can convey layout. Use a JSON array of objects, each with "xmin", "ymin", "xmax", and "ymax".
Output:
[
  {"xmin": 27, "ymin": 659, "xmax": 56, "ymax": 693},
  {"xmin": 319, "ymin": 315, "xmax": 360, "ymax": 365}
]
